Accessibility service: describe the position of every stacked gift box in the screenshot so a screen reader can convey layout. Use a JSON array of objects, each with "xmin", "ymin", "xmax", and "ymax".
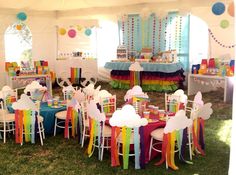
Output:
[{"xmin": 5, "ymin": 62, "xmax": 20, "ymax": 76}]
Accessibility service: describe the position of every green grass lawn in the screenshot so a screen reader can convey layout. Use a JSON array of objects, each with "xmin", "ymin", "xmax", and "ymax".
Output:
[{"xmin": 0, "ymin": 83, "xmax": 232, "ymax": 175}]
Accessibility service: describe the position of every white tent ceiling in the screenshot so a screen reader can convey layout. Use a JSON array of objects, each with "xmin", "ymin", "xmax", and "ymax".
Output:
[{"xmin": 0, "ymin": 0, "xmax": 226, "ymax": 11}]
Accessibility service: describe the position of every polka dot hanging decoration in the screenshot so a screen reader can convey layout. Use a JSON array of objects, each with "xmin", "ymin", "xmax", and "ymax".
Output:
[
  {"xmin": 17, "ymin": 12, "xmax": 27, "ymax": 21},
  {"xmin": 85, "ymin": 28, "xmax": 92, "ymax": 36},
  {"xmin": 212, "ymin": 2, "xmax": 225, "ymax": 15},
  {"xmin": 228, "ymin": 1, "xmax": 234, "ymax": 17},
  {"xmin": 220, "ymin": 20, "xmax": 229, "ymax": 29},
  {"xmin": 68, "ymin": 29, "xmax": 76, "ymax": 38},
  {"xmin": 208, "ymin": 29, "xmax": 235, "ymax": 48},
  {"xmin": 59, "ymin": 28, "xmax": 66, "ymax": 35}
]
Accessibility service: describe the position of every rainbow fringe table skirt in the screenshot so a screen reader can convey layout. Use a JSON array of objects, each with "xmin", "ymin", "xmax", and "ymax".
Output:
[{"xmin": 110, "ymin": 69, "xmax": 185, "ymax": 92}]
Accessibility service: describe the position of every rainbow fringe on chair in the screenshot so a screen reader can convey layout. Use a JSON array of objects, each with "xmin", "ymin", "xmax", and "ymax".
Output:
[
  {"xmin": 130, "ymin": 71, "xmax": 141, "ymax": 88},
  {"xmin": 111, "ymin": 126, "xmax": 143, "ymax": 169},
  {"xmin": 70, "ymin": 67, "xmax": 81, "ymax": 84},
  {"xmin": 87, "ymin": 118, "xmax": 104, "ymax": 160},
  {"xmin": 15, "ymin": 110, "xmax": 37, "ymax": 144},
  {"xmin": 64, "ymin": 107, "xmax": 79, "ymax": 138},
  {"xmin": 155, "ymin": 128, "xmax": 192, "ymax": 170},
  {"xmin": 192, "ymin": 118, "xmax": 205, "ymax": 156}
]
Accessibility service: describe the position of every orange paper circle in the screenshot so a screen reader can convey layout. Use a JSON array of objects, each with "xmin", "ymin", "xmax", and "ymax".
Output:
[
  {"xmin": 16, "ymin": 24, "xmax": 22, "ymax": 30},
  {"xmin": 228, "ymin": 2, "xmax": 234, "ymax": 17}
]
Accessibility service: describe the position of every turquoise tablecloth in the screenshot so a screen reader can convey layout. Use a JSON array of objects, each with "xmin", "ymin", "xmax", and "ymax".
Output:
[
  {"xmin": 40, "ymin": 102, "xmax": 66, "ymax": 135},
  {"xmin": 104, "ymin": 62, "xmax": 184, "ymax": 73},
  {"xmin": 8, "ymin": 102, "xmax": 66, "ymax": 135}
]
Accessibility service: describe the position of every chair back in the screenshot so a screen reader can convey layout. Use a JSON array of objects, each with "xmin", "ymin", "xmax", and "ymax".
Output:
[
  {"xmin": 0, "ymin": 86, "xmax": 17, "ymax": 109},
  {"xmin": 14, "ymin": 109, "xmax": 39, "ymax": 144},
  {"xmin": 86, "ymin": 100, "xmax": 106, "ymax": 160},
  {"xmin": 0, "ymin": 101, "xmax": 7, "ymax": 121},
  {"xmin": 109, "ymin": 104, "xmax": 148, "ymax": 169},
  {"xmin": 12, "ymin": 94, "xmax": 43, "ymax": 145},
  {"xmin": 64, "ymin": 105, "xmax": 79, "ymax": 139},
  {"xmin": 62, "ymin": 85, "xmax": 78, "ymax": 101},
  {"xmin": 100, "ymin": 95, "xmax": 116, "ymax": 116},
  {"xmin": 24, "ymin": 81, "xmax": 47, "ymax": 101},
  {"xmin": 156, "ymin": 110, "xmax": 193, "ymax": 170},
  {"xmin": 165, "ymin": 93, "xmax": 181, "ymax": 113}
]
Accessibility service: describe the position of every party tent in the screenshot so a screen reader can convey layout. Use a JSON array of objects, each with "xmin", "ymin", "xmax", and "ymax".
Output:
[{"xmin": 0, "ymin": 0, "xmax": 235, "ymax": 174}]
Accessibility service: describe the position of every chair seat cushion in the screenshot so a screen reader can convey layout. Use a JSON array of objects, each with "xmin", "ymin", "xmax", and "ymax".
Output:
[
  {"xmin": 0, "ymin": 113, "xmax": 15, "ymax": 122},
  {"xmin": 55, "ymin": 110, "xmax": 67, "ymax": 120},
  {"xmin": 150, "ymin": 128, "xmax": 164, "ymax": 141}
]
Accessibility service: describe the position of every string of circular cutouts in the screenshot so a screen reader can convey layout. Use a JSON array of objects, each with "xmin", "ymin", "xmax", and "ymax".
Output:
[{"xmin": 208, "ymin": 28, "xmax": 235, "ymax": 48}]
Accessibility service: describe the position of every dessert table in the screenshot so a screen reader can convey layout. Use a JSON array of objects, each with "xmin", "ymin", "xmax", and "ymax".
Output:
[{"xmin": 104, "ymin": 62, "xmax": 185, "ymax": 92}]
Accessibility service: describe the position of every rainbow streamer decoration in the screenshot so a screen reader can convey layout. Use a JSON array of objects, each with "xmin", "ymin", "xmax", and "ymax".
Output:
[
  {"xmin": 111, "ymin": 126, "xmax": 142, "ymax": 169},
  {"xmin": 192, "ymin": 118, "xmax": 205, "ymax": 156},
  {"xmin": 64, "ymin": 106, "xmax": 78, "ymax": 138},
  {"xmin": 155, "ymin": 128, "xmax": 192, "ymax": 170},
  {"xmin": 130, "ymin": 71, "xmax": 141, "ymax": 88},
  {"xmin": 15, "ymin": 110, "xmax": 37, "ymax": 144},
  {"xmin": 87, "ymin": 118, "xmax": 104, "ymax": 160},
  {"xmin": 70, "ymin": 67, "xmax": 81, "ymax": 84}
]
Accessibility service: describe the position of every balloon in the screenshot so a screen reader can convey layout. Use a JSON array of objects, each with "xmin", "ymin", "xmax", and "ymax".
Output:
[
  {"xmin": 16, "ymin": 24, "xmax": 22, "ymax": 30},
  {"xmin": 220, "ymin": 20, "xmax": 229, "ymax": 29},
  {"xmin": 212, "ymin": 2, "xmax": 225, "ymax": 15},
  {"xmin": 17, "ymin": 12, "xmax": 27, "ymax": 21},
  {"xmin": 85, "ymin": 28, "xmax": 92, "ymax": 36},
  {"xmin": 228, "ymin": 2, "xmax": 234, "ymax": 17},
  {"xmin": 59, "ymin": 28, "xmax": 66, "ymax": 35},
  {"xmin": 68, "ymin": 29, "xmax": 76, "ymax": 38}
]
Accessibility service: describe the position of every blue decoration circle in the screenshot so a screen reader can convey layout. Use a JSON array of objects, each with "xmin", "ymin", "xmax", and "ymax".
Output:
[
  {"xmin": 212, "ymin": 2, "xmax": 225, "ymax": 15},
  {"xmin": 17, "ymin": 12, "xmax": 27, "ymax": 21},
  {"xmin": 85, "ymin": 29, "xmax": 92, "ymax": 36}
]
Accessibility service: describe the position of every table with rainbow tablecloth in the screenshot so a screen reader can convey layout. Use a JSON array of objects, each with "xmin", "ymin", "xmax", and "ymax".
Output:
[{"xmin": 104, "ymin": 62, "xmax": 185, "ymax": 92}]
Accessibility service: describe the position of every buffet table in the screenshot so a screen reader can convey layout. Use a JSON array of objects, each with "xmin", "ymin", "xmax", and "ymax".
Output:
[{"xmin": 104, "ymin": 62, "xmax": 185, "ymax": 92}]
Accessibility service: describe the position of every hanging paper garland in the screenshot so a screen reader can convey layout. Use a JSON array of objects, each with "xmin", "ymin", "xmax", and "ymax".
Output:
[
  {"xmin": 59, "ymin": 28, "xmax": 66, "ymax": 35},
  {"xmin": 158, "ymin": 18, "xmax": 162, "ymax": 52},
  {"xmin": 208, "ymin": 29, "xmax": 235, "ymax": 48},
  {"xmin": 17, "ymin": 12, "xmax": 27, "ymax": 21},
  {"xmin": 85, "ymin": 28, "xmax": 92, "ymax": 36},
  {"xmin": 68, "ymin": 29, "xmax": 76, "ymax": 38},
  {"xmin": 212, "ymin": 2, "xmax": 225, "ymax": 15},
  {"xmin": 228, "ymin": 1, "xmax": 234, "ymax": 17},
  {"xmin": 220, "ymin": 20, "xmax": 229, "ymax": 29}
]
